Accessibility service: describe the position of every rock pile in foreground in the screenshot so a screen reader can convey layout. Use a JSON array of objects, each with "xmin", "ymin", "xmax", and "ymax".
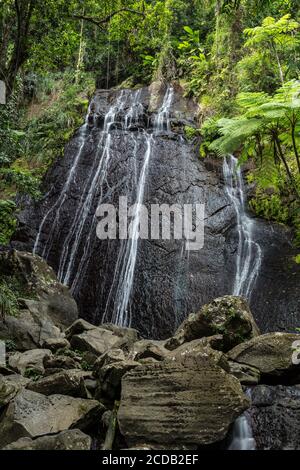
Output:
[{"xmin": 0, "ymin": 251, "xmax": 299, "ymax": 450}]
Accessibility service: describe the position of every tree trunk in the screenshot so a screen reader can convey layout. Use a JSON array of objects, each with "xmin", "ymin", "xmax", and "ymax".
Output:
[
  {"xmin": 5, "ymin": 0, "xmax": 35, "ymax": 95},
  {"xmin": 291, "ymin": 121, "xmax": 300, "ymax": 173},
  {"xmin": 274, "ymin": 134, "xmax": 299, "ymax": 197}
]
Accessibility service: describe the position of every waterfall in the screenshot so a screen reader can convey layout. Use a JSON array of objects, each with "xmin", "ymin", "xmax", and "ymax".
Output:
[
  {"xmin": 58, "ymin": 91, "xmax": 129, "ymax": 287},
  {"xmin": 228, "ymin": 388, "xmax": 256, "ymax": 451},
  {"xmin": 34, "ymin": 84, "xmax": 174, "ymax": 329},
  {"xmin": 33, "ymin": 105, "xmax": 93, "ymax": 257},
  {"xmin": 228, "ymin": 415, "xmax": 256, "ymax": 451},
  {"xmin": 155, "ymin": 86, "xmax": 174, "ymax": 132},
  {"xmin": 103, "ymin": 86, "xmax": 174, "ymax": 327},
  {"xmin": 223, "ymin": 157, "xmax": 260, "ymax": 451},
  {"xmin": 223, "ymin": 155, "xmax": 262, "ymax": 300}
]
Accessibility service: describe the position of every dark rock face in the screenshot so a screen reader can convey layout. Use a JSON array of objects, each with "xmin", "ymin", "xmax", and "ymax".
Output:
[
  {"xmin": 249, "ymin": 385, "xmax": 300, "ymax": 450},
  {"xmin": 11, "ymin": 83, "xmax": 300, "ymax": 339}
]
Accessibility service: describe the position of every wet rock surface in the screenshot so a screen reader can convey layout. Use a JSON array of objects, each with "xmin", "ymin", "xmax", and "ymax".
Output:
[
  {"xmin": 249, "ymin": 385, "xmax": 300, "ymax": 450},
  {"xmin": 11, "ymin": 84, "xmax": 300, "ymax": 339}
]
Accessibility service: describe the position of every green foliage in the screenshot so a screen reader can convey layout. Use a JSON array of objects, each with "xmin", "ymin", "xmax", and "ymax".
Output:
[
  {"xmin": 24, "ymin": 368, "xmax": 43, "ymax": 381},
  {"xmin": 208, "ymin": 80, "xmax": 300, "ymax": 241},
  {"xmin": 0, "ymin": 280, "xmax": 19, "ymax": 318},
  {"xmin": 0, "ymin": 200, "xmax": 17, "ymax": 244},
  {"xmin": 5, "ymin": 339, "xmax": 17, "ymax": 352},
  {"xmin": 0, "ymin": 0, "xmax": 299, "ymax": 247},
  {"xmin": 0, "ymin": 72, "xmax": 94, "ymax": 244},
  {"xmin": 184, "ymin": 125, "xmax": 199, "ymax": 141}
]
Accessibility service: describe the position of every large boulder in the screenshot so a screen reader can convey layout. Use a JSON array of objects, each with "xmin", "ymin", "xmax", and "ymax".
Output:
[
  {"xmin": 27, "ymin": 370, "xmax": 91, "ymax": 398},
  {"xmin": 165, "ymin": 296, "xmax": 260, "ymax": 352},
  {"xmin": 70, "ymin": 328, "xmax": 122, "ymax": 357},
  {"xmin": 249, "ymin": 385, "xmax": 300, "ymax": 450},
  {"xmin": 0, "ymin": 306, "xmax": 63, "ymax": 351},
  {"xmin": 0, "ymin": 374, "xmax": 30, "ymax": 407},
  {"xmin": 167, "ymin": 337, "xmax": 230, "ymax": 371},
  {"xmin": 0, "ymin": 389, "xmax": 104, "ymax": 448},
  {"xmin": 129, "ymin": 340, "xmax": 169, "ymax": 362},
  {"xmin": 118, "ymin": 355, "xmax": 249, "ymax": 448},
  {"xmin": 0, "ymin": 251, "xmax": 78, "ymax": 328},
  {"xmin": 69, "ymin": 323, "xmax": 138, "ymax": 358},
  {"xmin": 44, "ymin": 355, "xmax": 81, "ymax": 372},
  {"xmin": 8, "ymin": 349, "xmax": 52, "ymax": 376},
  {"xmin": 0, "ymin": 251, "xmax": 78, "ymax": 351},
  {"xmin": 2, "ymin": 429, "xmax": 92, "ymax": 450},
  {"xmin": 227, "ymin": 333, "xmax": 300, "ymax": 381}
]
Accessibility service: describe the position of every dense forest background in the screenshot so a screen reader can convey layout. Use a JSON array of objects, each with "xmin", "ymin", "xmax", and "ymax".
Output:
[{"xmin": 0, "ymin": 0, "xmax": 299, "ymax": 261}]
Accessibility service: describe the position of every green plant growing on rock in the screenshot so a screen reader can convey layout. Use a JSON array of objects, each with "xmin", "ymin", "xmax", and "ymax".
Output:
[
  {"xmin": 0, "ymin": 280, "xmax": 19, "ymax": 319},
  {"xmin": 24, "ymin": 368, "xmax": 43, "ymax": 381},
  {"xmin": 5, "ymin": 339, "xmax": 17, "ymax": 352},
  {"xmin": 184, "ymin": 125, "xmax": 199, "ymax": 141}
]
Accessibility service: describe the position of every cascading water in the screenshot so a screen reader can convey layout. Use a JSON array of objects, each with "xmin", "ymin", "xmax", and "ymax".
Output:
[
  {"xmin": 34, "ymin": 85, "xmax": 174, "ymax": 329},
  {"xmin": 228, "ymin": 415, "xmax": 256, "ymax": 451},
  {"xmin": 103, "ymin": 86, "xmax": 174, "ymax": 327},
  {"xmin": 33, "ymin": 105, "xmax": 93, "ymax": 257},
  {"xmin": 58, "ymin": 91, "xmax": 129, "ymax": 288},
  {"xmin": 228, "ymin": 389, "xmax": 256, "ymax": 451},
  {"xmin": 223, "ymin": 155, "xmax": 262, "ymax": 300},
  {"xmin": 223, "ymin": 156, "xmax": 261, "ymax": 450}
]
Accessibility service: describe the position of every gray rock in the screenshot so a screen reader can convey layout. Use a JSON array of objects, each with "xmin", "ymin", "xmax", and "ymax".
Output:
[
  {"xmin": 42, "ymin": 337, "xmax": 70, "ymax": 352},
  {"xmin": 167, "ymin": 338, "xmax": 230, "ymax": 371},
  {"xmin": 101, "ymin": 324, "xmax": 139, "ymax": 348},
  {"xmin": 249, "ymin": 385, "xmax": 300, "ymax": 450},
  {"xmin": 166, "ymin": 296, "xmax": 260, "ymax": 352},
  {"xmin": 93, "ymin": 349, "xmax": 126, "ymax": 375},
  {"xmin": 8, "ymin": 349, "xmax": 52, "ymax": 376},
  {"xmin": 65, "ymin": 319, "xmax": 96, "ymax": 340},
  {"xmin": 0, "ymin": 251, "xmax": 78, "ymax": 329},
  {"xmin": 0, "ymin": 389, "xmax": 104, "ymax": 448},
  {"xmin": 27, "ymin": 370, "xmax": 91, "ymax": 397},
  {"xmin": 0, "ymin": 307, "xmax": 62, "ymax": 352},
  {"xmin": 70, "ymin": 327, "xmax": 131, "ymax": 357},
  {"xmin": 118, "ymin": 356, "xmax": 249, "ymax": 447},
  {"xmin": 227, "ymin": 333, "xmax": 300, "ymax": 380},
  {"xmin": 95, "ymin": 360, "xmax": 140, "ymax": 402},
  {"xmin": 0, "ymin": 374, "xmax": 30, "ymax": 407},
  {"xmin": 2, "ymin": 429, "xmax": 92, "ymax": 450},
  {"xmin": 12, "ymin": 87, "xmax": 300, "ymax": 339},
  {"xmin": 129, "ymin": 340, "xmax": 169, "ymax": 362},
  {"xmin": 44, "ymin": 355, "xmax": 80, "ymax": 371},
  {"xmin": 228, "ymin": 361, "xmax": 261, "ymax": 385}
]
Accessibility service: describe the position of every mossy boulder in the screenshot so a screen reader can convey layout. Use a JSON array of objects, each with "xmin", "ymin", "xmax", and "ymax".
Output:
[{"xmin": 165, "ymin": 296, "xmax": 260, "ymax": 352}]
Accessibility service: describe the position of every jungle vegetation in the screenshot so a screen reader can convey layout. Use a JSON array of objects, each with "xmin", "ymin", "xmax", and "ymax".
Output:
[{"xmin": 0, "ymin": 0, "xmax": 299, "ymax": 246}]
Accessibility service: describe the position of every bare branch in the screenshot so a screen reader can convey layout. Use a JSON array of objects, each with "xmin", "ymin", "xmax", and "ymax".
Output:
[{"xmin": 71, "ymin": 8, "xmax": 145, "ymax": 28}]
